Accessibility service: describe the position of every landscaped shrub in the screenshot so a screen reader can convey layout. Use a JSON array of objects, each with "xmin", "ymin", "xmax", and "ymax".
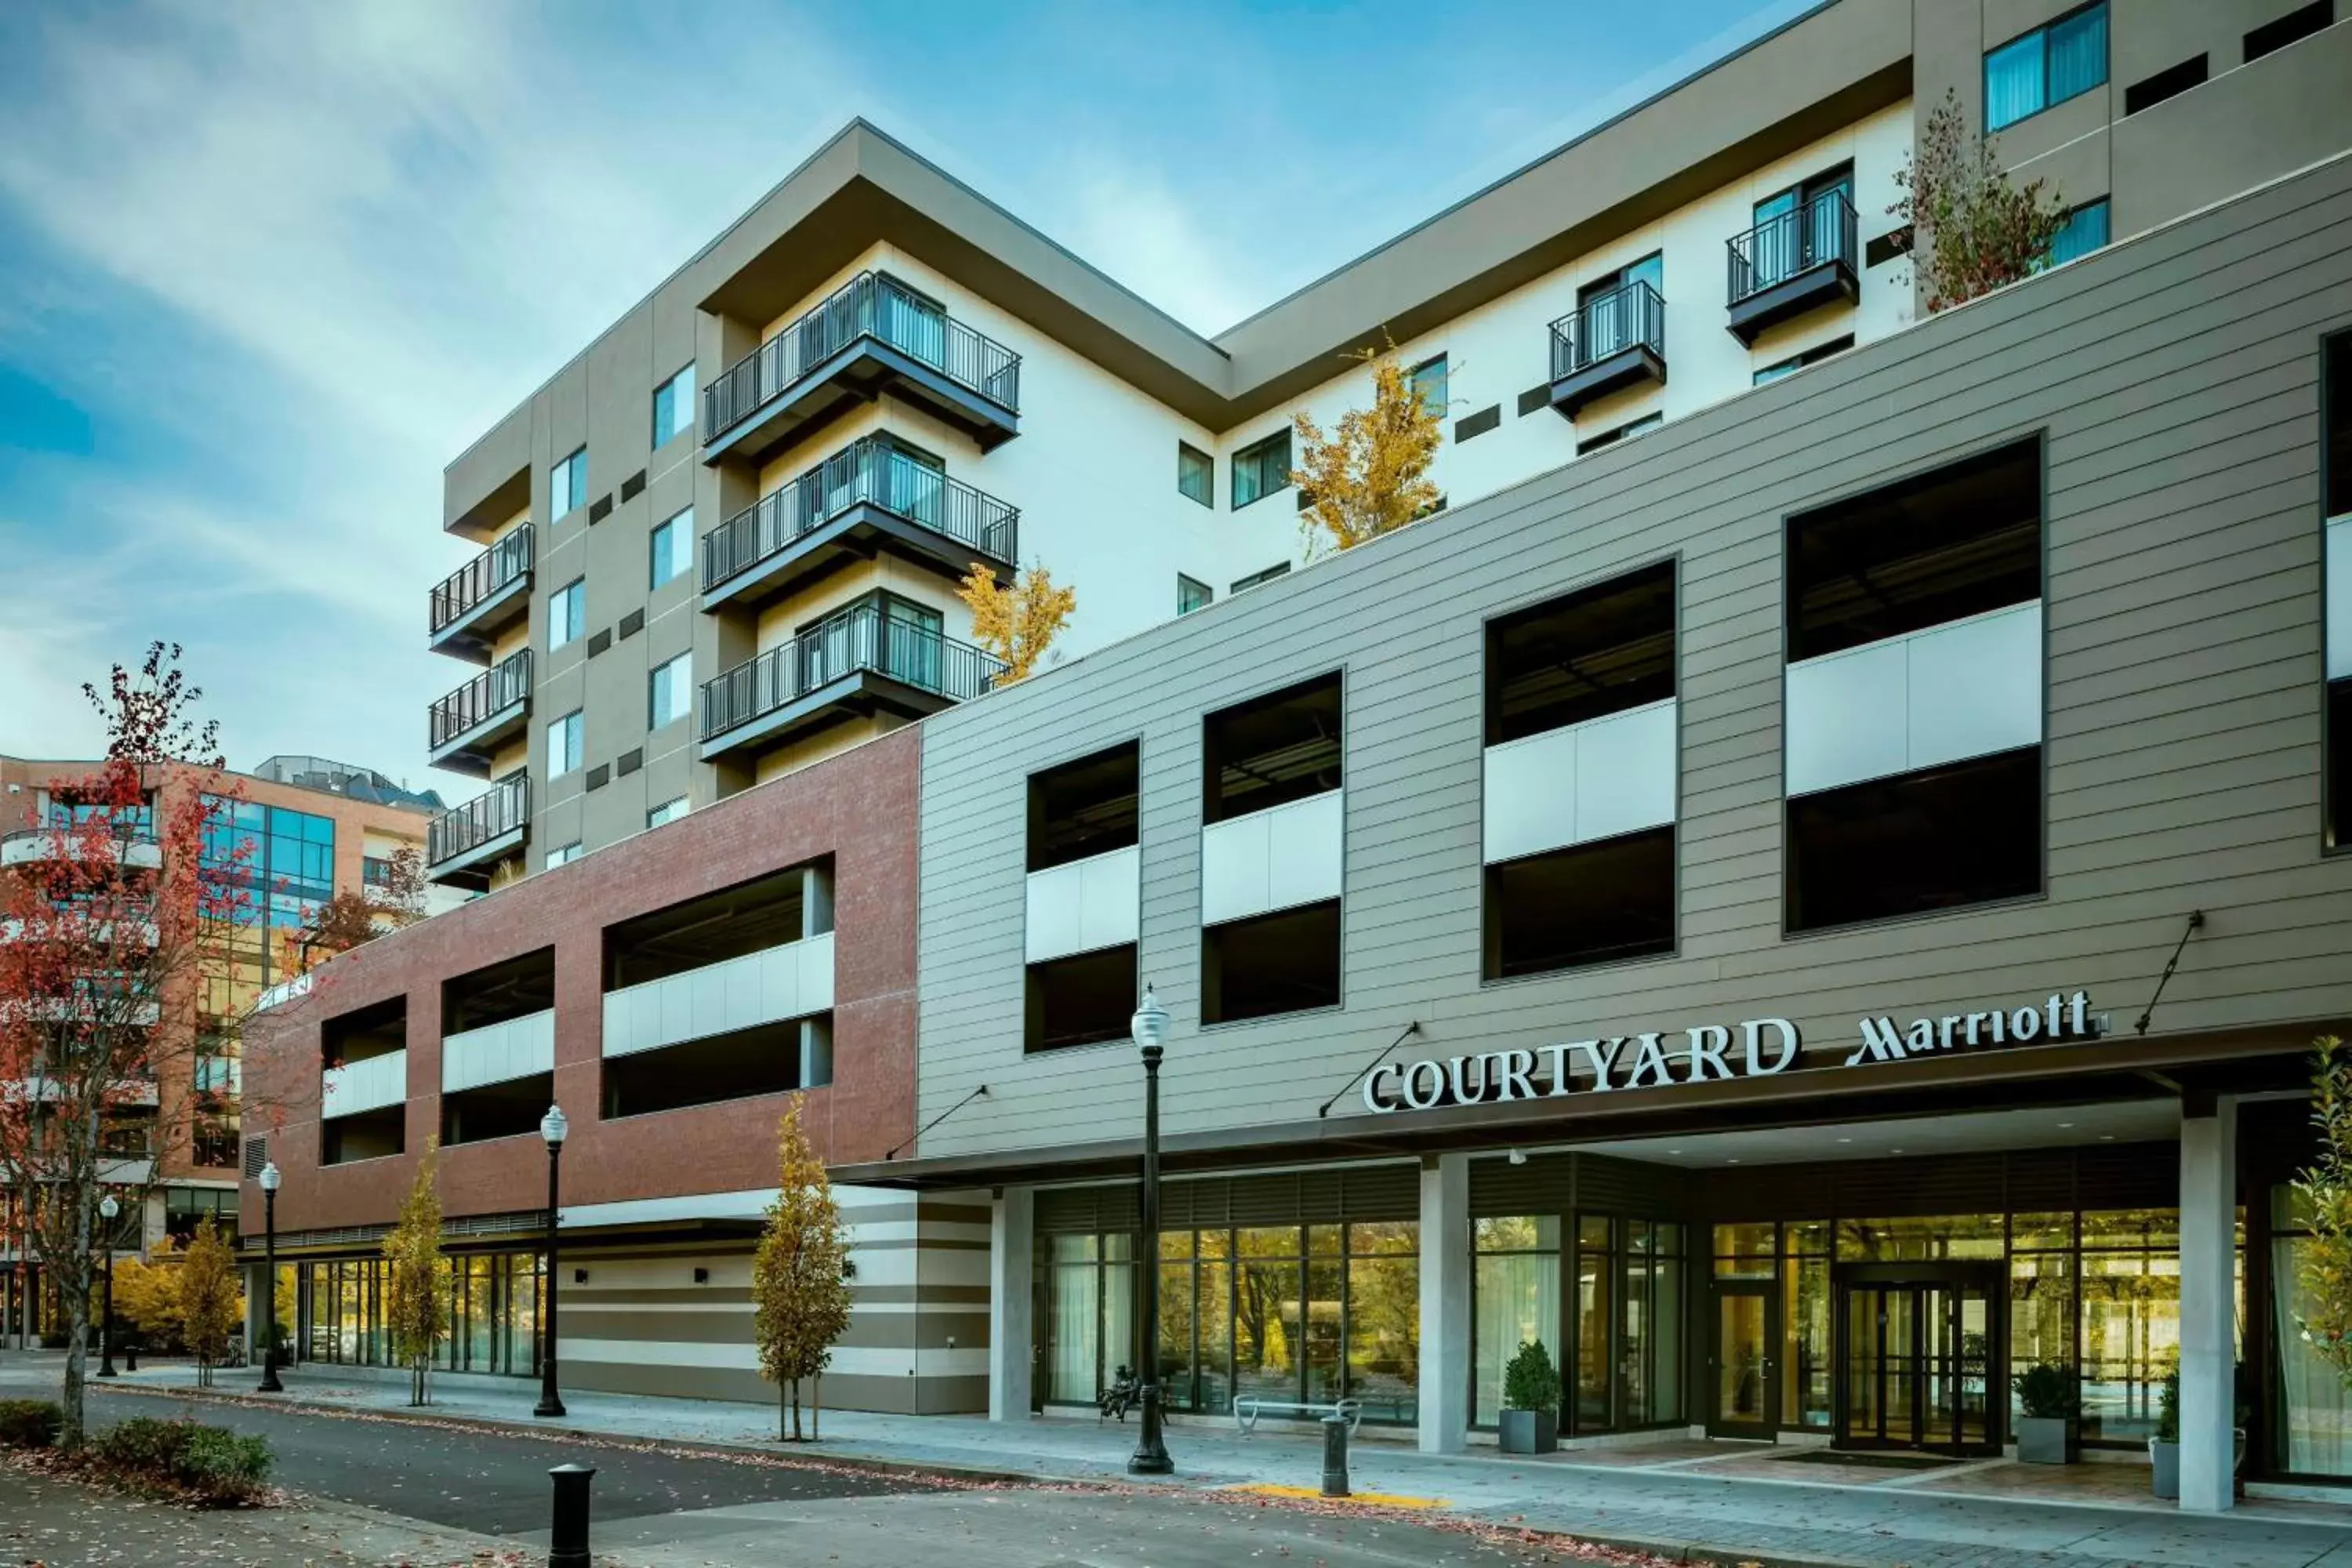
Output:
[
  {"xmin": 0, "ymin": 1399, "xmax": 62, "ymax": 1449},
  {"xmin": 1501, "ymin": 1340, "xmax": 1562, "ymax": 1415},
  {"xmin": 86, "ymin": 1416, "xmax": 272, "ymax": 1505}
]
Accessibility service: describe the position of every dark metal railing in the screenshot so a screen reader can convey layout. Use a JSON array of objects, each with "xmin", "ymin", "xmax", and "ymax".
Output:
[
  {"xmin": 1727, "ymin": 191, "xmax": 1859, "ymax": 306},
  {"xmin": 701, "ymin": 437, "xmax": 1018, "ymax": 593},
  {"xmin": 427, "ymin": 775, "xmax": 529, "ymax": 867},
  {"xmin": 1548, "ymin": 280, "xmax": 1667, "ymax": 380},
  {"xmin": 428, "ymin": 649, "xmax": 533, "ymax": 750},
  {"xmin": 430, "ymin": 524, "xmax": 535, "ymax": 635},
  {"xmin": 702, "ymin": 273, "xmax": 1022, "ymax": 441},
  {"xmin": 699, "ymin": 601, "xmax": 1005, "ymax": 742}
]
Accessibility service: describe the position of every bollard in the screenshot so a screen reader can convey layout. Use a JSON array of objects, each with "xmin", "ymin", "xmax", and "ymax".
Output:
[
  {"xmin": 547, "ymin": 1463, "xmax": 597, "ymax": 1568},
  {"xmin": 1320, "ymin": 1413, "xmax": 1351, "ymax": 1499}
]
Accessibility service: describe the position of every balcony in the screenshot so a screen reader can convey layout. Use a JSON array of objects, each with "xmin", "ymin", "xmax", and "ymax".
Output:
[
  {"xmin": 701, "ymin": 272, "xmax": 1022, "ymax": 468},
  {"xmin": 701, "ymin": 437, "xmax": 1019, "ymax": 613},
  {"xmin": 1548, "ymin": 281, "xmax": 1668, "ymax": 420},
  {"xmin": 699, "ymin": 600, "xmax": 1004, "ymax": 764},
  {"xmin": 427, "ymin": 524, "xmax": 534, "ymax": 664},
  {"xmin": 0, "ymin": 825, "xmax": 163, "ymax": 871},
  {"xmin": 426, "ymin": 774, "xmax": 529, "ymax": 891},
  {"xmin": 427, "ymin": 650, "xmax": 533, "ymax": 779},
  {"xmin": 1726, "ymin": 191, "xmax": 1859, "ymax": 345}
]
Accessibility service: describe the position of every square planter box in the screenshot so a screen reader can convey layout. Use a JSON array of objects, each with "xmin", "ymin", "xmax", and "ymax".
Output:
[
  {"xmin": 1499, "ymin": 1409, "xmax": 1558, "ymax": 1455},
  {"xmin": 2150, "ymin": 1439, "xmax": 2180, "ymax": 1499},
  {"xmin": 2016, "ymin": 1416, "xmax": 2076, "ymax": 1465}
]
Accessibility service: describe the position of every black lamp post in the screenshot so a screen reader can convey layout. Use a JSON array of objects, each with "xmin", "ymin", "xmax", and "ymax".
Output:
[
  {"xmin": 96, "ymin": 1192, "xmax": 119, "ymax": 1378},
  {"xmin": 534, "ymin": 1104, "xmax": 568, "ymax": 1419},
  {"xmin": 1127, "ymin": 985, "xmax": 1173, "ymax": 1476},
  {"xmin": 257, "ymin": 1161, "xmax": 283, "ymax": 1392}
]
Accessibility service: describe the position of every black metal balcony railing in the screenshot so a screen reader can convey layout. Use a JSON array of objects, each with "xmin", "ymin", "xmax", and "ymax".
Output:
[
  {"xmin": 701, "ymin": 438, "xmax": 1019, "ymax": 593},
  {"xmin": 428, "ymin": 649, "xmax": 532, "ymax": 750},
  {"xmin": 1548, "ymin": 281, "xmax": 1668, "ymax": 380},
  {"xmin": 430, "ymin": 524, "xmax": 535, "ymax": 635},
  {"xmin": 699, "ymin": 601, "xmax": 1005, "ymax": 742},
  {"xmin": 1727, "ymin": 191, "xmax": 1859, "ymax": 306},
  {"xmin": 702, "ymin": 273, "xmax": 1022, "ymax": 442},
  {"xmin": 427, "ymin": 774, "xmax": 529, "ymax": 868}
]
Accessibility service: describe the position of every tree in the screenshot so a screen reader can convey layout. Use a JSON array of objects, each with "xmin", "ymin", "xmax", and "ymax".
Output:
[
  {"xmin": 956, "ymin": 562, "xmax": 1076, "ymax": 687},
  {"xmin": 1289, "ymin": 338, "xmax": 1444, "ymax": 557},
  {"xmin": 178, "ymin": 1215, "xmax": 239, "ymax": 1388},
  {"xmin": 1891, "ymin": 90, "xmax": 2072, "ymax": 313},
  {"xmin": 0, "ymin": 643, "xmax": 243, "ymax": 1445},
  {"xmin": 2295, "ymin": 1036, "xmax": 2352, "ymax": 1378},
  {"xmin": 111, "ymin": 1237, "xmax": 184, "ymax": 1352},
  {"xmin": 382, "ymin": 1141, "xmax": 449, "ymax": 1406},
  {"xmin": 294, "ymin": 845, "xmax": 425, "ymax": 969},
  {"xmin": 751, "ymin": 1096, "xmax": 852, "ymax": 1441}
]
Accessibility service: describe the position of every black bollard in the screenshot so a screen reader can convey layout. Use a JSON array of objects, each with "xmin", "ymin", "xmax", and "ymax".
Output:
[
  {"xmin": 1321, "ymin": 1414, "xmax": 1351, "ymax": 1499},
  {"xmin": 547, "ymin": 1463, "xmax": 597, "ymax": 1567}
]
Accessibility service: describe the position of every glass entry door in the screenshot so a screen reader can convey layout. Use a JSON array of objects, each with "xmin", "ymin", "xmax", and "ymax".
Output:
[
  {"xmin": 1710, "ymin": 1282, "xmax": 1775, "ymax": 1436},
  {"xmin": 1836, "ymin": 1269, "xmax": 1997, "ymax": 1454}
]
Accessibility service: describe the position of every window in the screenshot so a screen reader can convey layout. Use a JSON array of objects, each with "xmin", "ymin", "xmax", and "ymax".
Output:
[
  {"xmin": 1203, "ymin": 902, "xmax": 1341, "ymax": 1024},
  {"xmin": 1575, "ymin": 413, "xmax": 1661, "ymax": 456},
  {"xmin": 648, "ymin": 797, "xmax": 689, "ymax": 829},
  {"xmin": 1203, "ymin": 673, "xmax": 1341, "ymax": 823},
  {"xmin": 1178, "ymin": 442, "xmax": 1214, "ymax": 507},
  {"xmin": 549, "ymin": 578, "xmax": 586, "ymax": 651},
  {"xmin": 1025, "ymin": 743, "xmax": 1141, "ymax": 1052},
  {"xmin": 650, "ymin": 508, "xmax": 693, "ymax": 588},
  {"xmin": 1178, "ymin": 575, "xmax": 1214, "ymax": 615},
  {"xmin": 1029, "ymin": 742, "xmax": 1141, "ymax": 872},
  {"xmin": 1748, "ymin": 169, "xmax": 1852, "ymax": 292},
  {"xmin": 546, "ymin": 842, "xmax": 583, "ymax": 868},
  {"xmin": 651, "ymin": 363, "xmax": 696, "ymax": 448},
  {"xmin": 2326, "ymin": 334, "xmax": 2350, "ymax": 851},
  {"xmin": 648, "ymin": 652, "xmax": 693, "ymax": 729},
  {"xmin": 550, "ymin": 446, "xmax": 587, "ymax": 519},
  {"xmin": 1754, "ymin": 335, "xmax": 1855, "ymax": 387},
  {"xmin": 2042, "ymin": 200, "xmax": 2111, "ymax": 269},
  {"xmin": 2246, "ymin": 2, "xmax": 2332, "ymax": 64},
  {"xmin": 547, "ymin": 710, "xmax": 584, "ymax": 777},
  {"xmin": 1407, "ymin": 355, "xmax": 1448, "ymax": 422},
  {"xmin": 2123, "ymin": 54, "xmax": 2205, "ymax": 116},
  {"xmin": 1231, "ymin": 562, "xmax": 1290, "ymax": 594},
  {"xmin": 1576, "ymin": 253, "xmax": 1664, "ymax": 361},
  {"xmin": 1984, "ymin": 2, "xmax": 2107, "ymax": 131},
  {"xmin": 1232, "ymin": 430, "xmax": 1292, "ymax": 509},
  {"xmin": 1026, "ymin": 947, "xmax": 1138, "ymax": 1052}
]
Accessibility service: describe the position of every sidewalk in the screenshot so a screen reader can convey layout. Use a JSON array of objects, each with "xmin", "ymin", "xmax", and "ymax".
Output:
[{"xmin": 50, "ymin": 1356, "xmax": 2352, "ymax": 1568}]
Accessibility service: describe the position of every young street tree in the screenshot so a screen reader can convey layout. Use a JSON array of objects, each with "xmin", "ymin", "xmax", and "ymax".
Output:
[
  {"xmin": 1891, "ymin": 89, "xmax": 2072, "ymax": 313},
  {"xmin": 178, "ymin": 1214, "xmax": 239, "ymax": 1388},
  {"xmin": 383, "ymin": 1141, "xmax": 449, "ymax": 1406},
  {"xmin": 956, "ymin": 561, "xmax": 1076, "ymax": 686},
  {"xmin": 0, "ymin": 643, "xmax": 244, "ymax": 1444},
  {"xmin": 1290, "ymin": 339, "xmax": 1444, "ymax": 557},
  {"xmin": 752, "ymin": 1096, "xmax": 852, "ymax": 1441},
  {"xmin": 295, "ymin": 844, "xmax": 426, "ymax": 968},
  {"xmin": 2296, "ymin": 1036, "xmax": 2352, "ymax": 1378}
]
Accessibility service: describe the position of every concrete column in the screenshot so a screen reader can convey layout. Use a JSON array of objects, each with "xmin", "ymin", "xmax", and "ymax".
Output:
[
  {"xmin": 1418, "ymin": 1153, "xmax": 1471, "ymax": 1454},
  {"xmin": 988, "ymin": 1186, "xmax": 1035, "ymax": 1421},
  {"xmin": 2179, "ymin": 1097, "xmax": 2238, "ymax": 1513}
]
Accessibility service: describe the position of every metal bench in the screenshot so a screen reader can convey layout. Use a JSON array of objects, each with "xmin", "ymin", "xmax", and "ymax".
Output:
[{"xmin": 1235, "ymin": 1396, "xmax": 1360, "ymax": 1436}]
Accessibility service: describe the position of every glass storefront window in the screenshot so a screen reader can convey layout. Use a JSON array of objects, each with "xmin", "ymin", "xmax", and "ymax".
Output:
[
  {"xmin": 1782, "ymin": 1253, "xmax": 1832, "ymax": 1428},
  {"xmin": 1047, "ymin": 1233, "xmax": 1100, "ymax": 1403},
  {"xmin": 1475, "ymin": 1215, "xmax": 1560, "ymax": 1428},
  {"xmin": 2271, "ymin": 1184, "xmax": 2352, "ymax": 1475},
  {"xmin": 1347, "ymin": 1251, "xmax": 1419, "ymax": 1423},
  {"xmin": 2079, "ymin": 1248, "xmax": 2177, "ymax": 1443},
  {"xmin": 1714, "ymin": 1223, "xmax": 1776, "ymax": 1276},
  {"xmin": 2082, "ymin": 1208, "xmax": 2179, "ymax": 1250},
  {"xmin": 1577, "ymin": 1226, "xmax": 1613, "ymax": 1427},
  {"xmin": 2008, "ymin": 1250, "xmax": 2074, "ymax": 1425},
  {"xmin": 2012, "ymin": 1212, "xmax": 2076, "ymax": 1251},
  {"xmin": 1838, "ymin": 1214, "xmax": 2005, "ymax": 1261}
]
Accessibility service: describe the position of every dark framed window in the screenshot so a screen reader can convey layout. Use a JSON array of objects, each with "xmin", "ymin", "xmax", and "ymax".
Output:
[
  {"xmin": 1029, "ymin": 742, "xmax": 1140, "ymax": 873},
  {"xmin": 1985, "ymin": 2, "xmax": 2107, "ymax": 131},
  {"xmin": 1203, "ymin": 902, "xmax": 1341, "ymax": 1024},
  {"xmin": 1178, "ymin": 442, "xmax": 1214, "ymax": 507},
  {"xmin": 1576, "ymin": 413, "xmax": 1661, "ymax": 456},
  {"xmin": 1486, "ymin": 829, "xmax": 1675, "ymax": 978},
  {"xmin": 1232, "ymin": 430, "xmax": 1293, "ymax": 510},
  {"xmin": 1407, "ymin": 355, "xmax": 1449, "ymax": 422},
  {"xmin": 2041, "ymin": 201, "xmax": 2111, "ymax": 270},
  {"xmin": 1486, "ymin": 560, "xmax": 1676, "ymax": 744},
  {"xmin": 1754, "ymin": 334, "xmax": 1855, "ymax": 387},
  {"xmin": 2245, "ymin": 2, "xmax": 2331, "ymax": 63},
  {"xmin": 1203, "ymin": 672, "xmax": 1341, "ymax": 824},
  {"xmin": 1231, "ymin": 562, "xmax": 1290, "ymax": 594},
  {"xmin": 1178, "ymin": 575, "xmax": 1214, "ymax": 615},
  {"xmin": 2325, "ymin": 332, "xmax": 2350, "ymax": 851},
  {"xmin": 1787, "ymin": 746, "xmax": 2042, "ymax": 930},
  {"xmin": 651, "ymin": 362, "xmax": 696, "ymax": 447},
  {"xmin": 550, "ymin": 445, "xmax": 588, "ymax": 519},
  {"xmin": 1026, "ymin": 946, "xmax": 1138, "ymax": 1053},
  {"xmin": 2122, "ymin": 54, "xmax": 2205, "ymax": 116},
  {"xmin": 650, "ymin": 507, "xmax": 694, "ymax": 588}
]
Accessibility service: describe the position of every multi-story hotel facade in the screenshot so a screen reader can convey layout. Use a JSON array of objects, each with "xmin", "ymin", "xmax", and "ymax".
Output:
[{"xmin": 252, "ymin": 0, "xmax": 2352, "ymax": 1511}]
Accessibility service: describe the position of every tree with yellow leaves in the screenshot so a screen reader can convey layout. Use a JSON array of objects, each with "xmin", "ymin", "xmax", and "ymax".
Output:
[
  {"xmin": 956, "ymin": 561, "xmax": 1076, "ymax": 686},
  {"xmin": 177, "ymin": 1217, "xmax": 239, "ymax": 1388},
  {"xmin": 1290, "ymin": 339, "xmax": 1444, "ymax": 557},
  {"xmin": 383, "ymin": 1142, "xmax": 449, "ymax": 1406},
  {"xmin": 752, "ymin": 1095, "xmax": 853, "ymax": 1441}
]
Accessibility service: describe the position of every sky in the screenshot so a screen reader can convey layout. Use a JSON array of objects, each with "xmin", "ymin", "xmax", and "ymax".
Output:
[{"xmin": 0, "ymin": 0, "xmax": 1809, "ymax": 801}]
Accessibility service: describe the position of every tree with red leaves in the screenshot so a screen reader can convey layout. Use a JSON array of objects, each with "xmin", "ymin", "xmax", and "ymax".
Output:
[
  {"xmin": 294, "ymin": 844, "xmax": 425, "ymax": 969},
  {"xmin": 0, "ymin": 644, "xmax": 249, "ymax": 1444}
]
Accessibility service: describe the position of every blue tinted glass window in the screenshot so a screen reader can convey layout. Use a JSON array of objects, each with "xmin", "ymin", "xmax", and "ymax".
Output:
[
  {"xmin": 1986, "ymin": 3, "xmax": 2106, "ymax": 131},
  {"xmin": 1985, "ymin": 33, "xmax": 2045, "ymax": 129},
  {"xmin": 2043, "ymin": 199, "xmax": 2111, "ymax": 267},
  {"xmin": 2045, "ymin": 4, "xmax": 2107, "ymax": 103},
  {"xmin": 652, "ymin": 364, "xmax": 696, "ymax": 447}
]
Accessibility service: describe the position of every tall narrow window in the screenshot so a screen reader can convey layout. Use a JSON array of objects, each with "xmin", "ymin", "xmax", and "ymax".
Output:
[
  {"xmin": 1201, "ymin": 674, "xmax": 1343, "ymax": 1023},
  {"xmin": 649, "ymin": 508, "xmax": 694, "ymax": 588},
  {"xmin": 1784, "ymin": 437, "xmax": 2045, "ymax": 930},
  {"xmin": 651, "ymin": 363, "xmax": 696, "ymax": 447},
  {"xmin": 2042, "ymin": 200, "xmax": 2110, "ymax": 270},
  {"xmin": 1178, "ymin": 443, "xmax": 1214, "ymax": 507},
  {"xmin": 1984, "ymin": 2, "xmax": 2108, "ymax": 131},
  {"xmin": 1483, "ymin": 561, "xmax": 1677, "ymax": 978},
  {"xmin": 2325, "ymin": 333, "xmax": 2350, "ymax": 851},
  {"xmin": 1232, "ymin": 430, "xmax": 1292, "ymax": 510},
  {"xmin": 548, "ymin": 578, "xmax": 585, "ymax": 651},
  {"xmin": 1025, "ymin": 743, "xmax": 1141, "ymax": 1052},
  {"xmin": 1178, "ymin": 575, "xmax": 1214, "ymax": 615},
  {"xmin": 546, "ymin": 710, "xmax": 584, "ymax": 777},
  {"xmin": 648, "ymin": 652, "xmax": 694, "ymax": 730},
  {"xmin": 1407, "ymin": 355, "xmax": 1449, "ymax": 422},
  {"xmin": 550, "ymin": 446, "xmax": 588, "ymax": 519}
]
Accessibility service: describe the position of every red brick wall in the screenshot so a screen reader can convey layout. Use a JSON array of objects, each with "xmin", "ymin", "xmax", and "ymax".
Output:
[{"xmin": 241, "ymin": 728, "xmax": 921, "ymax": 1236}]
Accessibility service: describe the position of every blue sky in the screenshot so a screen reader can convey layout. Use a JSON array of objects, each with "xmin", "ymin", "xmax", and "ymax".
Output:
[{"xmin": 0, "ymin": 0, "xmax": 1806, "ymax": 797}]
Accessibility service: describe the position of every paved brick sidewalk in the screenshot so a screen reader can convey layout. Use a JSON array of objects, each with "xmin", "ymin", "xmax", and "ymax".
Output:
[{"xmin": 24, "ymin": 1355, "xmax": 2352, "ymax": 1568}]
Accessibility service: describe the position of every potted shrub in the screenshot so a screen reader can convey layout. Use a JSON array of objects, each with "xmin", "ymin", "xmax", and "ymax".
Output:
[
  {"xmin": 2150, "ymin": 1363, "xmax": 2180, "ymax": 1500},
  {"xmin": 2015, "ymin": 1362, "xmax": 2078, "ymax": 1464},
  {"xmin": 1499, "ymin": 1340, "xmax": 1561, "ymax": 1455}
]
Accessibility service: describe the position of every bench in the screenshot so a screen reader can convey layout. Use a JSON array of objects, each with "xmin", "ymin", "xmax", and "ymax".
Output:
[{"xmin": 1235, "ymin": 1396, "xmax": 1360, "ymax": 1436}]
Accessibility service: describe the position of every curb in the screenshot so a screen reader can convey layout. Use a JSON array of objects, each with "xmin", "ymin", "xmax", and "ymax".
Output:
[{"xmin": 1564, "ymin": 1535, "xmax": 1871, "ymax": 1568}]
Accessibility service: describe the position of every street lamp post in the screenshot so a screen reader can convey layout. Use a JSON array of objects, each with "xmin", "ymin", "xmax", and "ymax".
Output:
[
  {"xmin": 96, "ymin": 1192, "xmax": 119, "ymax": 1378},
  {"xmin": 258, "ymin": 1162, "xmax": 284, "ymax": 1392},
  {"xmin": 1127, "ymin": 985, "xmax": 1173, "ymax": 1476},
  {"xmin": 535, "ymin": 1105, "xmax": 568, "ymax": 1419}
]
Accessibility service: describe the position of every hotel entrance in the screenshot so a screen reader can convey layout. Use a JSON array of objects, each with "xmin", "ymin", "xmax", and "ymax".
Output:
[{"xmin": 1835, "ymin": 1266, "xmax": 1998, "ymax": 1455}]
